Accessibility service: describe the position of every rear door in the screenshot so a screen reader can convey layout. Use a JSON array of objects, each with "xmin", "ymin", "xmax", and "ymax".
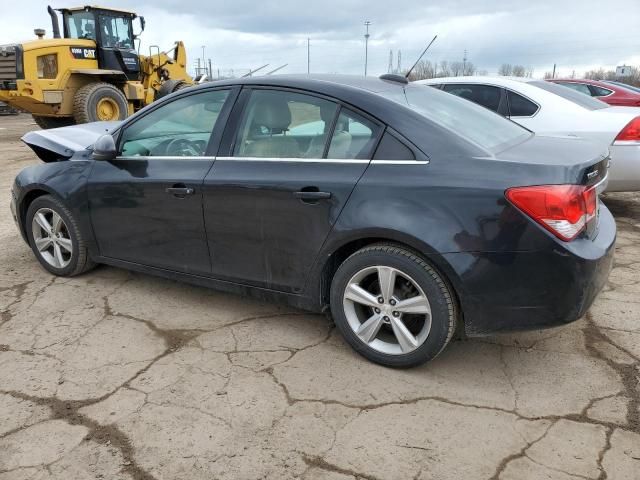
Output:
[
  {"xmin": 202, "ymin": 87, "xmax": 383, "ymax": 292},
  {"xmin": 87, "ymin": 87, "xmax": 236, "ymax": 274}
]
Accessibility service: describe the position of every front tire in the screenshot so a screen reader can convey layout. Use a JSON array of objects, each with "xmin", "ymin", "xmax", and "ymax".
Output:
[
  {"xmin": 32, "ymin": 115, "xmax": 75, "ymax": 129},
  {"xmin": 26, "ymin": 195, "xmax": 95, "ymax": 277},
  {"xmin": 330, "ymin": 244, "xmax": 457, "ymax": 368},
  {"xmin": 73, "ymin": 82, "xmax": 128, "ymax": 124}
]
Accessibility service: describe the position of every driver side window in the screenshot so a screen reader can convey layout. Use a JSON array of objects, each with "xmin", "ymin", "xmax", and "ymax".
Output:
[{"xmin": 119, "ymin": 89, "xmax": 230, "ymax": 158}]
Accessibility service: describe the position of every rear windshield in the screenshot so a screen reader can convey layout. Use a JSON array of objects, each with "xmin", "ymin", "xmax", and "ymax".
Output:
[
  {"xmin": 530, "ymin": 81, "xmax": 609, "ymax": 110},
  {"xmin": 381, "ymin": 85, "xmax": 531, "ymax": 152}
]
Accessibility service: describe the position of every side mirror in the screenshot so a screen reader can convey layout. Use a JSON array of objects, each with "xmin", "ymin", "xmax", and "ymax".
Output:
[
  {"xmin": 92, "ymin": 134, "xmax": 117, "ymax": 161},
  {"xmin": 139, "ymin": 16, "xmax": 146, "ymax": 32}
]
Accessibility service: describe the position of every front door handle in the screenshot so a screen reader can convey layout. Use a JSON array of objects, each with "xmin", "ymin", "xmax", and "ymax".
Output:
[
  {"xmin": 166, "ymin": 184, "xmax": 195, "ymax": 198},
  {"xmin": 293, "ymin": 187, "xmax": 332, "ymax": 203}
]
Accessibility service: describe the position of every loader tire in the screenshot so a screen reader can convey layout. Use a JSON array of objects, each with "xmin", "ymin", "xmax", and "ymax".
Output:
[
  {"xmin": 32, "ymin": 115, "xmax": 75, "ymax": 130},
  {"xmin": 73, "ymin": 83, "xmax": 128, "ymax": 124},
  {"xmin": 155, "ymin": 79, "xmax": 190, "ymax": 100}
]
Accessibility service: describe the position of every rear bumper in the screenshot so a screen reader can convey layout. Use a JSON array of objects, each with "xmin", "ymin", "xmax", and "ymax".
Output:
[
  {"xmin": 443, "ymin": 204, "xmax": 616, "ymax": 336},
  {"xmin": 607, "ymin": 143, "xmax": 640, "ymax": 192}
]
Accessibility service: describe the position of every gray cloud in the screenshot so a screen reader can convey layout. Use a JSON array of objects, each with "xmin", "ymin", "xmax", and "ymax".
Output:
[{"xmin": 2, "ymin": 0, "xmax": 639, "ymax": 77}]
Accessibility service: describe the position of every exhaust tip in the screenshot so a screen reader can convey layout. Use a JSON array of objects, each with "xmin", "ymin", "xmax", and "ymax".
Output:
[{"xmin": 34, "ymin": 28, "xmax": 46, "ymax": 39}]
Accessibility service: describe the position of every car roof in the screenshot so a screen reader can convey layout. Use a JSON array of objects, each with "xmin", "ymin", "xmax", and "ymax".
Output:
[
  {"xmin": 191, "ymin": 74, "xmax": 406, "ymax": 95},
  {"xmin": 415, "ymin": 76, "xmax": 537, "ymax": 88}
]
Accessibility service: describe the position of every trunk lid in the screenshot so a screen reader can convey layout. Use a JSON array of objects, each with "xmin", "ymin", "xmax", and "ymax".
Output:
[{"xmin": 21, "ymin": 121, "xmax": 121, "ymax": 162}]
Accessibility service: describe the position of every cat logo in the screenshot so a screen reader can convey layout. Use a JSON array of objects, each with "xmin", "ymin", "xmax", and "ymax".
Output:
[{"xmin": 69, "ymin": 47, "xmax": 96, "ymax": 60}]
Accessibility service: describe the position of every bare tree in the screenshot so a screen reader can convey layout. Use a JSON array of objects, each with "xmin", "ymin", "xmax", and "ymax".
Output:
[
  {"xmin": 463, "ymin": 61, "xmax": 476, "ymax": 76},
  {"xmin": 543, "ymin": 71, "xmax": 554, "ymax": 79},
  {"xmin": 406, "ymin": 60, "xmax": 435, "ymax": 81},
  {"xmin": 476, "ymin": 69, "xmax": 488, "ymax": 76},
  {"xmin": 450, "ymin": 61, "xmax": 464, "ymax": 77},
  {"xmin": 438, "ymin": 60, "xmax": 451, "ymax": 77},
  {"xmin": 498, "ymin": 63, "xmax": 513, "ymax": 76},
  {"xmin": 512, "ymin": 65, "xmax": 526, "ymax": 77}
]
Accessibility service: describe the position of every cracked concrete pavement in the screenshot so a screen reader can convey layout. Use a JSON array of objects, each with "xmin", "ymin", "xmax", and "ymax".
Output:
[{"xmin": 0, "ymin": 114, "xmax": 639, "ymax": 479}]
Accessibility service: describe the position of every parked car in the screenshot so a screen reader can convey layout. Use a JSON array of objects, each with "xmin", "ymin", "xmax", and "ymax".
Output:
[
  {"xmin": 602, "ymin": 80, "xmax": 640, "ymax": 95},
  {"xmin": 417, "ymin": 76, "xmax": 640, "ymax": 192},
  {"xmin": 12, "ymin": 74, "xmax": 615, "ymax": 367},
  {"xmin": 548, "ymin": 78, "xmax": 640, "ymax": 107}
]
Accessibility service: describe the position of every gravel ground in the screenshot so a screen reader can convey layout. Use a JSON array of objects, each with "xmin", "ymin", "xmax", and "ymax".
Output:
[{"xmin": 0, "ymin": 113, "xmax": 638, "ymax": 480}]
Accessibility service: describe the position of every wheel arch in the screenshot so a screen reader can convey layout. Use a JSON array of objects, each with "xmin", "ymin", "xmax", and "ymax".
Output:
[
  {"xmin": 18, "ymin": 187, "xmax": 57, "ymax": 242},
  {"xmin": 315, "ymin": 232, "xmax": 466, "ymax": 336}
]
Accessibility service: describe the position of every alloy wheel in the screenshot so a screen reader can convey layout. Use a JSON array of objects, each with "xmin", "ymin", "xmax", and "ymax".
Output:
[
  {"xmin": 342, "ymin": 265, "xmax": 432, "ymax": 355},
  {"xmin": 31, "ymin": 207, "xmax": 73, "ymax": 269}
]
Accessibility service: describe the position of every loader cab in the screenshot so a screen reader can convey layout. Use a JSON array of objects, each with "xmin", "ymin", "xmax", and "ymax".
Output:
[{"xmin": 60, "ymin": 6, "xmax": 141, "ymax": 81}]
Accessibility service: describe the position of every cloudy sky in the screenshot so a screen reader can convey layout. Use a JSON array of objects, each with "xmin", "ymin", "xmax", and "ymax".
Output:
[{"xmin": 2, "ymin": 0, "xmax": 639, "ymax": 78}]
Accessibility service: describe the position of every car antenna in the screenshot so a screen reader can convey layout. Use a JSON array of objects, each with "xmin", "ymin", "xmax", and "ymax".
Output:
[{"xmin": 405, "ymin": 35, "xmax": 438, "ymax": 79}]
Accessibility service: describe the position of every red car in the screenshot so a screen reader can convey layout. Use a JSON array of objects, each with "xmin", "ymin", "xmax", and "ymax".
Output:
[{"xmin": 548, "ymin": 78, "xmax": 640, "ymax": 106}]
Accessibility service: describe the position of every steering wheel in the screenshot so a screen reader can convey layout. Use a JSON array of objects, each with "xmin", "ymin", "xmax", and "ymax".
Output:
[{"xmin": 165, "ymin": 138, "xmax": 202, "ymax": 157}]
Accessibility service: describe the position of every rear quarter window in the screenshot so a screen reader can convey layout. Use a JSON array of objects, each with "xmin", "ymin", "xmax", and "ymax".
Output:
[{"xmin": 506, "ymin": 90, "xmax": 539, "ymax": 117}]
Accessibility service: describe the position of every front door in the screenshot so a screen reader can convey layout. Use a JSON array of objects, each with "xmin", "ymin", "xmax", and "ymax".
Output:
[
  {"xmin": 88, "ymin": 88, "xmax": 233, "ymax": 274},
  {"xmin": 203, "ymin": 88, "xmax": 382, "ymax": 292}
]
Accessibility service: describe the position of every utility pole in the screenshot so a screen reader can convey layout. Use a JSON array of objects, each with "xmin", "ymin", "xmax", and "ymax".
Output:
[
  {"xmin": 552, "ymin": 63, "xmax": 556, "ymax": 79},
  {"xmin": 208, "ymin": 59, "xmax": 213, "ymax": 79},
  {"xmin": 307, "ymin": 38, "xmax": 310, "ymax": 74},
  {"xmin": 364, "ymin": 21, "xmax": 371, "ymax": 76},
  {"xmin": 388, "ymin": 50, "xmax": 393, "ymax": 74},
  {"xmin": 397, "ymin": 50, "xmax": 401, "ymax": 74},
  {"xmin": 463, "ymin": 49, "xmax": 467, "ymax": 76},
  {"xmin": 201, "ymin": 45, "xmax": 205, "ymax": 75}
]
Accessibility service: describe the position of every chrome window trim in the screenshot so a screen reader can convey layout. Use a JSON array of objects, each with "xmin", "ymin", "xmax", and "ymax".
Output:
[
  {"xmin": 116, "ymin": 156, "xmax": 214, "ymax": 161},
  {"xmin": 115, "ymin": 156, "xmax": 429, "ymax": 165}
]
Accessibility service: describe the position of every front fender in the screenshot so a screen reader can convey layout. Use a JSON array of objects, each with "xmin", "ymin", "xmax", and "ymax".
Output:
[{"xmin": 13, "ymin": 161, "xmax": 96, "ymax": 254}]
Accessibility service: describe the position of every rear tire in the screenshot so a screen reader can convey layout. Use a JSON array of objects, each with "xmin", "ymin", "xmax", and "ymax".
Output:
[
  {"xmin": 32, "ymin": 115, "xmax": 75, "ymax": 129},
  {"xmin": 26, "ymin": 195, "xmax": 96, "ymax": 277},
  {"xmin": 73, "ymin": 82, "xmax": 128, "ymax": 124},
  {"xmin": 330, "ymin": 244, "xmax": 457, "ymax": 368}
]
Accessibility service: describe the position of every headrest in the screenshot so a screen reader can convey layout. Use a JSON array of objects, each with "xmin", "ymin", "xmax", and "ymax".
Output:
[{"xmin": 252, "ymin": 95, "xmax": 292, "ymax": 132}]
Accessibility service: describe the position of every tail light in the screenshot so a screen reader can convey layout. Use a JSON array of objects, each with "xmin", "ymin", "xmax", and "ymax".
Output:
[
  {"xmin": 505, "ymin": 184, "xmax": 597, "ymax": 241},
  {"xmin": 614, "ymin": 116, "xmax": 640, "ymax": 143}
]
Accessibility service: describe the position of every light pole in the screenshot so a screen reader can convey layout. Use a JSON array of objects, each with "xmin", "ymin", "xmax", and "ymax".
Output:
[
  {"xmin": 364, "ymin": 21, "xmax": 371, "ymax": 76},
  {"xmin": 201, "ymin": 45, "xmax": 206, "ymax": 76}
]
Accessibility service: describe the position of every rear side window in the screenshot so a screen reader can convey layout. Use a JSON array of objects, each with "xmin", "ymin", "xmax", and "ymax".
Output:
[
  {"xmin": 591, "ymin": 86, "xmax": 613, "ymax": 97},
  {"xmin": 373, "ymin": 132, "xmax": 415, "ymax": 160},
  {"xmin": 507, "ymin": 91, "xmax": 539, "ymax": 117},
  {"xmin": 327, "ymin": 109, "xmax": 379, "ymax": 159},
  {"xmin": 442, "ymin": 84, "xmax": 501, "ymax": 112}
]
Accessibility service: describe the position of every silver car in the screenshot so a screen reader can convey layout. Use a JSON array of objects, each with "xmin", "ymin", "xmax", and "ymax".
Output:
[{"xmin": 416, "ymin": 76, "xmax": 640, "ymax": 192}]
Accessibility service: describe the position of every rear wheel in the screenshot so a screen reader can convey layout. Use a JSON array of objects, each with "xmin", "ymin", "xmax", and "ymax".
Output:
[
  {"xmin": 26, "ymin": 195, "xmax": 96, "ymax": 277},
  {"xmin": 73, "ymin": 82, "xmax": 128, "ymax": 124},
  {"xmin": 32, "ymin": 115, "xmax": 75, "ymax": 129},
  {"xmin": 330, "ymin": 244, "xmax": 457, "ymax": 367}
]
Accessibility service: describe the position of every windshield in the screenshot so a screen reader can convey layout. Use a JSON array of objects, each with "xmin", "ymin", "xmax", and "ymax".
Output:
[
  {"xmin": 530, "ymin": 81, "xmax": 609, "ymax": 110},
  {"xmin": 65, "ymin": 11, "xmax": 96, "ymax": 40},
  {"xmin": 382, "ymin": 85, "xmax": 531, "ymax": 152}
]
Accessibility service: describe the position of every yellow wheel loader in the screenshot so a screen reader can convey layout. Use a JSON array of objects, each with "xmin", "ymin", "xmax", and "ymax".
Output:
[{"xmin": 0, "ymin": 5, "xmax": 192, "ymax": 128}]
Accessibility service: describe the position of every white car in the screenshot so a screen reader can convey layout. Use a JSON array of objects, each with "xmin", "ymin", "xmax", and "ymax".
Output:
[{"xmin": 416, "ymin": 76, "xmax": 640, "ymax": 191}]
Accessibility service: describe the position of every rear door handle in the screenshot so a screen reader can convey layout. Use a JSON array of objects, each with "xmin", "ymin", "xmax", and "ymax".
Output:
[
  {"xmin": 166, "ymin": 185, "xmax": 195, "ymax": 197},
  {"xmin": 293, "ymin": 191, "xmax": 332, "ymax": 200}
]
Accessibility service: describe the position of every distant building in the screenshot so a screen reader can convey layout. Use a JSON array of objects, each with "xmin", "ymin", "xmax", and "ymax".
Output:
[{"xmin": 616, "ymin": 65, "xmax": 632, "ymax": 78}]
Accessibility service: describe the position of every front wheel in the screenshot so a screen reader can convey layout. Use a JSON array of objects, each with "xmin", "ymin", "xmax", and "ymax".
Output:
[
  {"xmin": 26, "ymin": 195, "xmax": 96, "ymax": 277},
  {"xmin": 73, "ymin": 82, "xmax": 128, "ymax": 123},
  {"xmin": 330, "ymin": 244, "xmax": 457, "ymax": 368}
]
